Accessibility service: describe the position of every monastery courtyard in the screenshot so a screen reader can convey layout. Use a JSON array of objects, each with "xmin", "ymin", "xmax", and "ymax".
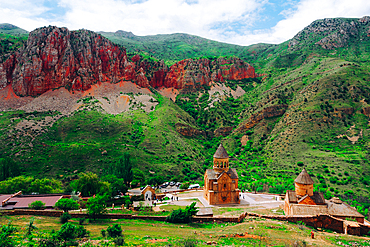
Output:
[{"xmin": 153, "ymin": 189, "xmax": 284, "ymax": 216}]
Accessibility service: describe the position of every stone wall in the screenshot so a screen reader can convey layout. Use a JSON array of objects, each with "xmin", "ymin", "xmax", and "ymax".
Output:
[
  {"xmin": 3, "ymin": 209, "xmax": 369, "ymax": 236},
  {"xmin": 243, "ymin": 212, "xmax": 370, "ymax": 236}
]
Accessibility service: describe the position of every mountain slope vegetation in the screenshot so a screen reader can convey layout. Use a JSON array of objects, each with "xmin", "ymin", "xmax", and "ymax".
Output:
[{"xmin": 0, "ymin": 17, "xmax": 370, "ymax": 215}]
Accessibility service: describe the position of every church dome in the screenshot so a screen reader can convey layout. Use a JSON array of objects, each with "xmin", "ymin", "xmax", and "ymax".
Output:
[
  {"xmin": 213, "ymin": 143, "xmax": 229, "ymax": 159},
  {"xmin": 294, "ymin": 168, "xmax": 314, "ymax": 185}
]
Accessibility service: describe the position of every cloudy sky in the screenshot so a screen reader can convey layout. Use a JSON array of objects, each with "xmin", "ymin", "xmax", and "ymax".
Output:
[{"xmin": 1, "ymin": 0, "xmax": 369, "ymax": 46}]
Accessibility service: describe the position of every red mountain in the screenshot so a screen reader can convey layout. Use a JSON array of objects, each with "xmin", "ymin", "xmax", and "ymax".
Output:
[{"xmin": 0, "ymin": 26, "xmax": 257, "ymax": 97}]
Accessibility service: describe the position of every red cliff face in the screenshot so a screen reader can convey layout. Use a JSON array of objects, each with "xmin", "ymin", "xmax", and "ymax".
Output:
[
  {"xmin": 164, "ymin": 57, "xmax": 257, "ymax": 90},
  {"xmin": 164, "ymin": 58, "xmax": 211, "ymax": 90},
  {"xmin": 1, "ymin": 26, "xmax": 145, "ymax": 96},
  {"xmin": 0, "ymin": 26, "xmax": 257, "ymax": 96}
]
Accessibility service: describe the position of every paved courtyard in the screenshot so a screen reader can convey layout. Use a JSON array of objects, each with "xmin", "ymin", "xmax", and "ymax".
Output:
[{"xmin": 157, "ymin": 190, "xmax": 283, "ymax": 210}]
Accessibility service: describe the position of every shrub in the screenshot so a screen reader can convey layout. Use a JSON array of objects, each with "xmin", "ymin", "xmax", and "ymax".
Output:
[
  {"xmin": 0, "ymin": 222, "xmax": 17, "ymax": 247},
  {"xmin": 56, "ymin": 222, "xmax": 89, "ymax": 241},
  {"xmin": 113, "ymin": 236, "xmax": 125, "ymax": 246},
  {"xmin": 78, "ymin": 218, "xmax": 86, "ymax": 225},
  {"xmin": 60, "ymin": 212, "xmax": 72, "ymax": 223},
  {"xmin": 297, "ymin": 161, "xmax": 304, "ymax": 167},
  {"xmin": 180, "ymin": 182, "xmax": 190, "ymax": 189},
  {"xmin": 166, "ymin": 202, "xmax": 198, "ymax": 223},
  {"xmin": 55, "ymin": 198, "xmax": 79, "ymax": 212},
  {"xmin": 101, "ymin": 229, "xmax": 106, "ymax": 238},
  {"xmin": 29, "ymin": 200, "xmax": 45, "ymax": 210},
  {"xmin": 106, "ymin": 224, "xmax": 122, "ymax": 238},
  {"xmin": 180, "ymin": 238, "xmax": 198, "ymax": 247}
]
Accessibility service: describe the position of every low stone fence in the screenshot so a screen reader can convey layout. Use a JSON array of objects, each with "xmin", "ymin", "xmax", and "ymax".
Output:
[
  {"xmin": 3, "ymin": 209, "xmax": 369, "ymax": 236},
  {"xmin": 2, "ymin": 209, "xmax": 241, "ymax": 223},
  {"xmin": 244, "ymin": 212, "xmax": 370, "ymax": 236}
]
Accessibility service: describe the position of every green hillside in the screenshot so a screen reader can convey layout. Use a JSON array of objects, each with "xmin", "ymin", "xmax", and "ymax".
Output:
[
  {"xmin": 1, "ymin": 17, "xmax": 370, "ymax": 215},
  {"xmin": 0, "ymin": 23, "xmax": 28, "ymax": 58},
  {"xmin": 98, "ymin": 30, "xmax": 274, "ymax": 65}
]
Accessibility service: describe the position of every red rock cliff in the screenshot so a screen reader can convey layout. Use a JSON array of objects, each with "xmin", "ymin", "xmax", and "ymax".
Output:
[
  {"xmin": 0, "ymin": 26, "xmax": 257, "ymax": 96},
  {"xmin": 164, "ymin": 57, "xmax": 257, "ymax": 90}
]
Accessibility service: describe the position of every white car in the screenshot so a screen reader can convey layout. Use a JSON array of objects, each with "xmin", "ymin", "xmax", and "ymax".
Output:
[{"xmin": 189, "ymin": 184, "xmax": 200, "ymax": 189}]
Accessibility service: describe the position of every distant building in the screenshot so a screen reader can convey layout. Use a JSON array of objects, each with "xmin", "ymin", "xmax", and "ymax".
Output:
[
  {"xmin": 204, "ymin": 143, "xmax": 240, "ymax": 205},
  {"xmin": 0, "ymin": 191, "xmax": 71, "ymax": 210},
  {"xmin": 284, "ymin": 168, "xmax": 364, "ymax": 223}
]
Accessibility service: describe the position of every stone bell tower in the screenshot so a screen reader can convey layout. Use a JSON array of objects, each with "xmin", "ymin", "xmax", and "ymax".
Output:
[{"xmin": 213, "ymin": 143, "xmax": 229, "ymax": 173}]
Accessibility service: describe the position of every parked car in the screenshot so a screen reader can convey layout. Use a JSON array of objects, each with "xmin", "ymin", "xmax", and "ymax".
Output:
[
  {"xmin": 189, "ymin": 184, "xmax": 200, "ymax": 189},
  {"xmin": 175, "ymin": 182, "xmax": 181, "ymax": 187},
  {"xmin": 160, "ymin": 182, "xmax": 169, "ymax": 188},
  {"xmin": 169, "ymin": 181, "xmax": 176, "ymax": 186}
]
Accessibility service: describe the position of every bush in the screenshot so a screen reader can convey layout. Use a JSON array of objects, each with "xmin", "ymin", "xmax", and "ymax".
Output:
[
  {"xmin": 101, "ymin": 229, "xmax": 106, "ymax": 238},
  {"xmin": 180, "ymin": 238, "xmax": 198, "ymax": 247},
  {"xmin": 60, "ymin": 212, "xmax": 72, "ymax": 223},
  {"xmin": 106, "ymin": 224, "xmax": 122, "ymax": 238},
  {"xmin": 55, "ymin": 198, "xmax": 79, "ymax": 212},
  {"xmin": 297, "ymin": 161, "xmax": 304, "ymax": 167},
  {"xmin": 180, "ymin": 182, "xmax": 190, "ymax": 190},
  {"xmin": 29, "ymin": 200, "xmax": 45, "ymax": 210},
  {"xmin": 0, "ymin": 222, "xmax": 17, "ymax": 247},
  {"xmin": 166, "ymin": 202, "xmax": 198, "ymax": 223},
  {"xmin": 113, "ymin": 236, "xmax": 125, "ymax": 246},
  {"xmin": 56, "ymin": 222, "xmax": 89, "ymax": 241},
  {"xmin": 78, "ymin": 218, "xmax": 86, "ymax": 225}
]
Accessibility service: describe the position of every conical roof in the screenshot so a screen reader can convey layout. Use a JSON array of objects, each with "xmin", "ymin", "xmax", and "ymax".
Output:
[
  {"xmin": 213, "ymin": 143, "xmax": 229, "ymax": 159},
  {"xmin": 294, "ymin": 168, "xmax": 314, "ymax": 185}
]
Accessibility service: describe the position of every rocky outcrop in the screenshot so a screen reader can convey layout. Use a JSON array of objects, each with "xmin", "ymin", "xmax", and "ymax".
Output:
[
  {"xmin": 362, "ymin": 107, "xmax": 370, "ymax": 117},
  {"xmin": 1, "ymin": 26, "xmax": 136, "ymax": 96},
  {"xmin": 175, "ymin": 123, "xmax": 204, "ymax": 137},
  {"xmin": 289, "ymin": 17, "xmax": 369, "ymax": 49},
  {"xmin": 237, "ymin": 104, "xmax": 288, "ymax": 132},
  {"xmin": 0, "ymin": 26, "xmax": 257, "ymax": 96},
  {"xmin": 164, "ymin": 57, "xmax": 256, "ymax": 91},
  {"xmin": 333, "ymin": 107, "xmax": 354, "ymax": 118},
  {"xmin": 214, "ymin": 126, "xmax": 233, "ymax": 137}
]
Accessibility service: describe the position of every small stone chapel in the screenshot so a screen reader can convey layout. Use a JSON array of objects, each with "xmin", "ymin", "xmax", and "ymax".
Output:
[{"xmin": 204, "ymin": 143, "xmax": 240, "ymax": 205}]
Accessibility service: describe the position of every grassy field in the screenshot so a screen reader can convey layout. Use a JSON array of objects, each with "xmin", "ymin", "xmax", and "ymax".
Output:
[{"xmin": 2, "ymin": 214, "xmax": 370, "ymax": 246}]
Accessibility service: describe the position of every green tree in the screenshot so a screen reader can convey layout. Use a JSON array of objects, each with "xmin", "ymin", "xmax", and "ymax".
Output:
[
  {"xmin": 115, "ymin": 153, "xmax": 134, "ymax": 187},
  {"xmin": 30, "ymin": 178, "xmax": 63, "ymax": 194},
  {"xmin": 86, "ymin": 194, "xmax": 108, "ymax": 220},
  {"xmin": 29, "ymin": 200, "xmax": 45, "ymax": 210},
  {"xmin": 55, "ymin": 198, "xmax": 79, "ymax": 212},
  {"xmin": 133, "ymin": 169, "xmax": 145, "ymax": 185},
  {"xmin": 71, "ymin": 172, "xmax": 110, "ymax": 197},
  {"xmin": 102, "ymin": 175, "xmax": 128, "ymax": 197},
  {"xmin": 147, "ymin": 176, "xmax": 165, "ymax": 187},
  {"xmin": 0, "ymin": 157, "xmax": 20, "ymax": 181},
  {"xmin": 0, "ymin": 176, "xmax": 62, "ymax": 194}
]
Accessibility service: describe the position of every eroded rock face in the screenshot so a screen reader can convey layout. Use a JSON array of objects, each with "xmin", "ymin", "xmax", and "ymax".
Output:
[
  {"xmin": 175, "ymin": 123, "xmax": 204, "ymax": 137},
  {"xmin": 237, "ymin": 104, "xmax": 288, "ymax": 132},
  {"xmin": 3, "ymin": 26, "xmax": 134, "ymax": 96},
  {"xmin": 289, "ymin": 17, "xmax": 370, "ymax": 49},
  {"xmin": 214, "ymin": 126, "xmax": 233, "ymax": 137},
  {"xmin": 164, "ymin": 57, "xmax": 256, "ymax": 90},
  {"xmin": 362, "ymin": 107, "xmax": 370, "ymax": 117},
  {"xmin": 0, "ymin": 26, "xmax": 257, "ymax": 96}
]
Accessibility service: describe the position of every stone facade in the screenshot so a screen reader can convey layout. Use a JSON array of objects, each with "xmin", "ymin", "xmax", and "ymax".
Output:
[
  {"xmin": 284, "ymin": 168, "xmax": 365, "ymax": 223},
  {"xmin": 204, "ymin": 144, "xmax": 240, "ymax": 205}
]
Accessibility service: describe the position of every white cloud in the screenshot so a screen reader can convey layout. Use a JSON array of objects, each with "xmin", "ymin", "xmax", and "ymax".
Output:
[
  {"xmin": 0, "ymin": 0, "xmax": 369, "ymax": 46},
  {"xmin": 226, "ymin": 0, "xmax": 370, "ymax": 45},
  {"xmin": 0, "ymin": 0, "xmax": 64, "ymax": 31}
]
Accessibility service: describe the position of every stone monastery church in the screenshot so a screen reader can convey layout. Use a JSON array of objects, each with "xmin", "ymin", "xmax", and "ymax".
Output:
[{"xmin": 204, "ymin": 144, "xmax": 240, "ymax": 205}]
